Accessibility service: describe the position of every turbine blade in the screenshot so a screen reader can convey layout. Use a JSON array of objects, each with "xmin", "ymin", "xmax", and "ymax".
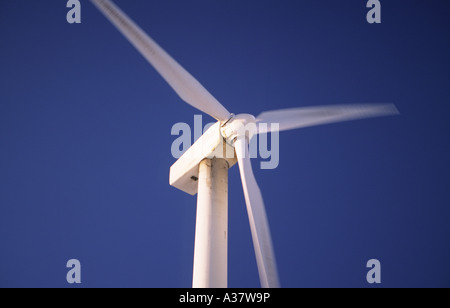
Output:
[
  {"xmin": 91, "ymin": 0, "xmax": 231, "ymax": 122},
  {"xmin": 234, "ymin": 137, "xmax": 280, "ymax": 288},
  {"xmin": 256, "ymin": 103, "xmax": 399, "ymax": 134}
]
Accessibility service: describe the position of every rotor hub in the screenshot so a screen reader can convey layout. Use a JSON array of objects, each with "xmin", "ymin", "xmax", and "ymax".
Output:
[{"xmin": 221, "ymin": 113, "xmax": 257, "ymax": 145}]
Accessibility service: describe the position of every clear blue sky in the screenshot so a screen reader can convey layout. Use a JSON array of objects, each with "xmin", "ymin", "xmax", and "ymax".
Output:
[{"xmin": 0, "ymin": 0, "xmax": 449, "ymax": 287}]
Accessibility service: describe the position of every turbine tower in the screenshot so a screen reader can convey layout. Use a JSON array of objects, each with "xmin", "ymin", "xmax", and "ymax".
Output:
[{"xmin": 91, "ymin": 0, "xmax": 399, "ymax": 288}]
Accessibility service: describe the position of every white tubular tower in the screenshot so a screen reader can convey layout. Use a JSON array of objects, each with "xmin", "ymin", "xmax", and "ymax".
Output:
[{"xmin": 192, "ymin": 158, "xmax": 229, "ymax": 288}]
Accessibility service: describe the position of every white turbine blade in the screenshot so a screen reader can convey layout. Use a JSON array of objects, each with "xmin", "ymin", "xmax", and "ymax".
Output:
[
  {"xmin": 234, "ymin": 137, "xmax": 280, "ymax": 288},
  {"xmin": 91, "ymin": 0, "xmax": 231, "ymax": 122},
  {"xmin": 256, "ymin": 103, "xmax": 399, "ymax": 134}
]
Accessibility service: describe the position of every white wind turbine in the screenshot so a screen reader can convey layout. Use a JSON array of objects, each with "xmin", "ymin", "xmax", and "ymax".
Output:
[{"xmin": 91, "ymin": 0, "xmax": 398, "ymax": 288}]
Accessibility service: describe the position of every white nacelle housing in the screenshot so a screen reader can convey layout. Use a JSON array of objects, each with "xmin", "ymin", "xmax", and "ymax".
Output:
[{"xmin": 169, "ymin": 122, "xmax": 237, "ymax": 195}]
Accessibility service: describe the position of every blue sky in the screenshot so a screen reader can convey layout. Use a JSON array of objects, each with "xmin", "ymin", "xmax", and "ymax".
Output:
[{"xmin": 0, "ymin": 0, "xmax": 449, "ymax": 287}]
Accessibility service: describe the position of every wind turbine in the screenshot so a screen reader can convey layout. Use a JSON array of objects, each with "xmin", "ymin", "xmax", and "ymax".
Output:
[{"xmin": 91, "ymin": 0, "xmax": 399, "ymax": 288}]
